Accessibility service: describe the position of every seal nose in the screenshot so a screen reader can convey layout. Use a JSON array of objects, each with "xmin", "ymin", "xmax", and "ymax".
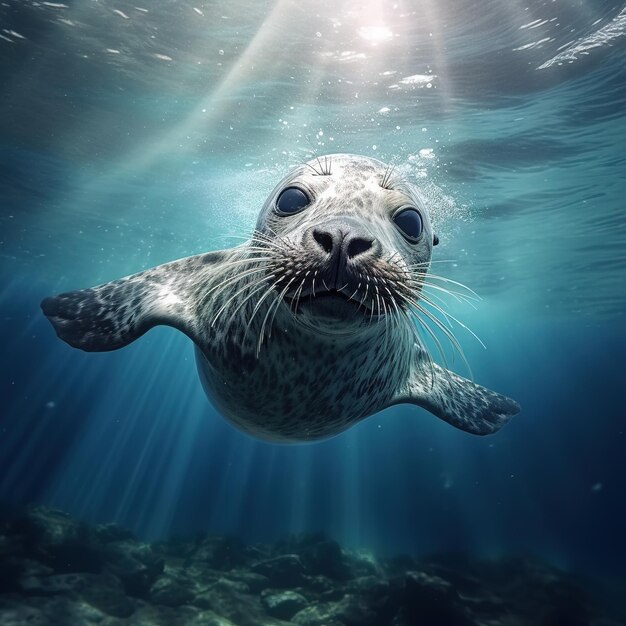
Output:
[
  {"xmin": 311, "ymin": 227, "xmax": 374, "ymax": 260},
  {"xmin": 346, "ymin": 236, "xmax": 374, "ymax": 259},
  {"xmin": 312, "ymin": 229, "xmax": 334, "ymax": 254}
]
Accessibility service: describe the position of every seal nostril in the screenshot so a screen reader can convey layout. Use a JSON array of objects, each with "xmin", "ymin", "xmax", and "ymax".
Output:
[
  {"xmin": 313, "ymin": 230, "xmax": 334, "ymax": 254},
  {"xmin": 346, "ymin": 237, "xmax": 374, "ymax": 259}
]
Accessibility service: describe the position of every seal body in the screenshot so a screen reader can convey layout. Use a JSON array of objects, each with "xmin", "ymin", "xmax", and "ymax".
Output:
[
  {"xmin": 41, "ymin": 154, "xmax": 520, "ymax": 442},
  {"xmin": 194, "ymin": 320, "xmax": 413, "ymax": 441}
]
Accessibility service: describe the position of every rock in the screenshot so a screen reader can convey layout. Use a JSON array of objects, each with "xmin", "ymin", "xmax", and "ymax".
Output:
[
  {"xmin": 404, "ymin": 569, "xmax": 456, "ymax": 596},
  {"xmin": 471, "ymin": 555, "xmax": 595, "ymax": 624},
  {"xmin": 66, "ymin": 573, "xmax": 136, "ymax": 618},
  {"xmin": 189, "ymin": 535, "xmax": 247, "ymax": 571},
  {"xmin": 19, "ymin": 572, "xmax": 135, "ymax": 618},
  {"xmin": 193, "ymin": 577, "xmax": 249, "ymax": 609},
  {"xmin": 261, "ymin": 589, "xmax": 308, "ymax": 620},
  {"xmin": 192, "ymin": 577, "xmax": 282, "ymax": 626},
  {"xmin": 2, "ymin": 507, "xmax": 162, "ymax": 602},
  {"xmin": 303, "ymin": 575, "xmax": 335, "ymax": 595},
  {"xmin": 421, "ymin": 554, "xmax": 483, "ymax": 594},
  {"xmin": 94, "ymin": 522, "xmax": 135, "ymax": 544},
  {"xmin": 0, "ymin": 506, "xmax": 623, "ymax": 626},
  {"xmin": 332, "ymin": 593, "xmax": 379, "ymax": 626},
  {"xmin": 9, "ymin": 507, "xmax": 103, "ymax": 573},
  {"xmin": 226, "ymin": 568, "xmax": 270, "ymax": 593},
  {"xmin": 0, "ymin": 594, "xmax": 112, "ymax": 626},
  {"xmin": 346, "ymin": 574, "xmax": 389, "ymax": 595},
  {"xmin": 292, "ymin": 594, "xmax": 378, "ymax": 626},
  {"xmin": 303, "ymin": 538, "xmax": 351, "ymax": 580},
  {"xmin": 292, "ymin": 601, "xmax": 345, "ymax": 626},
  {"xmin": 243, "ymin": 543, "xmax": 269, "ymax": 562},
  {"xmin": 338, "ymin": 574, "xmax": 391, "ymax": 619},
  {"xmin": 151, "ymin": 538, "xmax": 199, "ymax": 562},
  {"xmin": 125, "ymin": 602, "xmax": 203, "ymax": 626},
  {"xmin": 149, "ymin": 569, "xmax": 195, "ymax": 607},
  {"xmin": 0, "ymin": 598, "xmax": 46, "ymax": 626},
  {"xmin": 188, "ymin": 610, "xmax": 240, "ymax": 626},
  {"xmin": 183, "ymin": 562, "xmax": 222, "ymax": 589},
  {"xmin": 103, "ymin": 539, "xmax": 164, "ymax": 598},
  {"xmin": 388, "ymin": 570, "xmax": 478, "ymax": 626},
  {"xmin": 344, "ymin": 548, "xmax": 382, "ymax": 578},
  {"xmin": 278, "ymin": 533, "xmax": 352, "ymax": 580},
  {"xmin": 460, "ymin": 592, "xmax": 507, "ymax": 616},
  {"xmin": 1, "ymin": 558, "xmax": 52, "ymax": 594},
  {"xmin": 251, "ymin": 554, "xmax": 307, "ymax": 588}
]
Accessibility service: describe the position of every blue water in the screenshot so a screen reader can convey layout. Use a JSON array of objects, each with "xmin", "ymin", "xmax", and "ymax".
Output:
[{"xmin": 1, "ymin": 0, "xmax": 625, "ymax": 581}]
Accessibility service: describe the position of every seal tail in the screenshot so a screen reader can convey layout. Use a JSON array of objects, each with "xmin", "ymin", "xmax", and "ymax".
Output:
[{"xmin": 393, "ymin": 362, "xmax": 520, "ymax": 435}]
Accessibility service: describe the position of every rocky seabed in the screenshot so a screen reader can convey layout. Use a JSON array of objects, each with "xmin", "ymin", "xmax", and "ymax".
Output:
[{"xmin": 0, "ymin": 507, "xmax": 623, "ymax": 626}]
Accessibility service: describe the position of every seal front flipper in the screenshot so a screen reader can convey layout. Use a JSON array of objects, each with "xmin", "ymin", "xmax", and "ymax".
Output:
[
  {"xmin": 41, "ymin": 250, "xmax": 228, "ymax": 352},
  {"xmin": 393, "ymin": 362, "xmax": 520, "ymax": 435}
]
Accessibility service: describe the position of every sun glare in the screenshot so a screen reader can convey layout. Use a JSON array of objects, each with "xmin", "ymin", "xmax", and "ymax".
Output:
[{"xmin": 358, "ymin": 25, "xmax": 393, "ymax": 43}]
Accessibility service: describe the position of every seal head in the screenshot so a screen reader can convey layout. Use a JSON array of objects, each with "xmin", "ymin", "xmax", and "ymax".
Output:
[{"xmin": 256, "ymin": 154, "xmax": 437, "ymax": 335}]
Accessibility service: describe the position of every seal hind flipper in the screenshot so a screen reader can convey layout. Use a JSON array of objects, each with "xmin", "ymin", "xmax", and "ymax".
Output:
[
  {"xmin": 394, "ymin": 362, "xmax": 520, "ymax": 435},
  {"xmin": 41, "ymin": 250, "xmax": 227, "ymax": 352}
]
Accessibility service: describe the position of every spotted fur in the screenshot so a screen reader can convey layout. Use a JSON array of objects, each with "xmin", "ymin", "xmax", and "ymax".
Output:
[{"xmin": 41, "ymin": 154, "xmax": 520, "ymax": 442}]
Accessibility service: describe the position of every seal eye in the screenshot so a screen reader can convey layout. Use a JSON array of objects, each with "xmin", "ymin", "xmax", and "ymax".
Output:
[
  {"xmin": 393, "ymin": 208, "xmax": 423, "ymax": 242},
  {"xmin": 275, "ymin": 187, "xmax": 310, "ymax": 215}
]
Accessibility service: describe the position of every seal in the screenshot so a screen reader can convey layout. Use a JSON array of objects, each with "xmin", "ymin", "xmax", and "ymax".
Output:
[{"xmin": 41, "ymin": 154, "xmax": 520, "ymax": 442}]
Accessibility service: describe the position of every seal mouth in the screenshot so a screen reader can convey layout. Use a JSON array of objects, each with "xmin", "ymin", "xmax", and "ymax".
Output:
[{"xmin": 284, "ymin": 287, "xmax": 376, "ymax": 319}]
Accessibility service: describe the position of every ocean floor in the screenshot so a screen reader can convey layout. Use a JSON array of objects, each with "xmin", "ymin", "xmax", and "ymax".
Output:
[{"xmin": 0, "ymin": 506, "xmax": 623, "ymax": 626}]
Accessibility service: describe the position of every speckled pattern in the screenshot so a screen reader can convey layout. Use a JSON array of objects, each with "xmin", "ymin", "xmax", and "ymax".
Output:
[
  {"xmin": 393, "ymin": 360, "xmax": 520, "ymax": 436},
  {"xmin": 41, "ymin": 154, "xmax": 520, "ymax": 442}
]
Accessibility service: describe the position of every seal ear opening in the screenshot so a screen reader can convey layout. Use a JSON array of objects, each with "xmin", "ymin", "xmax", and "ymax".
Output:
[{"xmin": 433, "ymin": 234, "xmax": 439, "ymax": 246}]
